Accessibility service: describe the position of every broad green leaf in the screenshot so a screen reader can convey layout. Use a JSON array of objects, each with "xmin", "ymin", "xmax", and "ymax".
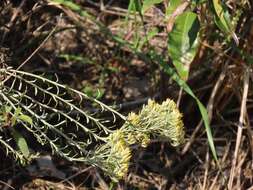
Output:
[
  {"xmin": 212, "ymin": 0, "xmax": 238, "ymax": 44},
  {"xmin": 158, "ymin": 60, "xmax": 218, "ymax": 162},
  {"xmin": 10, "ymin": 107, "xmax": 33, "ymax": 126},
  {"xmin": 12, "ymin": 129, "xmax": 30, "ymax": 158},
  {"xmin": 18, "ymin": 114, "xmax": 33, "ymax": 125},
  {"xmin": 142, "ymin": 0, "xmax": 163, "ymax": 13},
  {"xmin": 168, "ymin": 11, "xmax": 200, "ymax": 80},
  {"xmin": 166, "ymin": 0, "xmax": 182, "ymax": 16}
]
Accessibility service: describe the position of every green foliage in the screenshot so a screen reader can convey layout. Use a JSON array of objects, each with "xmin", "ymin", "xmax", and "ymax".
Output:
[
  {"xmin": 50, "ymin": 0, "xmax": 93, "ymax": 20},
  {"xmin": 128, "ymin": 0, "xmax": 142, "ymax": 13},
  {"xmin": 166, "ymin": 0, "xmax": 182, "ymax": 16},
  {"xmin": 59, "ymin": 54, "xmax": 94, "ymax": 65},
  {"xmin": 0, "ymin": 66, "xmax": 185, "ymax": 179},
  {"xmin": 155, "ymin": 55, "xmax": 218, "ymax": 161},
  {"xmin": 168, "ymin": 11, "xmax": 200, "ymax": 80},
  {"xmin": 0, "ymin": 67, "xmax": 123, "ymax": 165},
  {"xmin": 211, "ymin": 0, "xmax": 238, "ymax": 44},
  {"xmin": 3, "ymin": 0, "xmax": 246, "ymax": 178},
  {"xmin": 12, "ymin": 107, "xmax": 33, "ymax": 126},
  {"xmin": 49, "ymin": 0, "xmax": 219, "ymax": 164},
  {"xmin": 0, "ymin": 106, "xmax": 33, "ymax": 163},
  {"xmin": 82, "ymin": 85, "xmax": 105, "ymax": 100},
  {"xmin": 137, "ymin": 27, "xmax": 159, "ymax": 50}
]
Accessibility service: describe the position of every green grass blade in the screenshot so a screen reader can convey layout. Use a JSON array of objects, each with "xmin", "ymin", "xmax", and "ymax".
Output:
[{"xmin": 159, "ymin": 60, "xmax": 218, "ymax": 161}]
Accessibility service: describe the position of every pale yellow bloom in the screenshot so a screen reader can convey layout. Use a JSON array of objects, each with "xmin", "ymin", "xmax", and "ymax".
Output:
[
  {"xmin": 97, "ymin": 99, "xmax": 184, "ymax": 180},
  {"xmin": 140, "ymin": 99, "xmax": 185, "ymax": 146},
  {"xmin": 100, "ymin": 130, "xmax": 131, "ymax": 179},
  {"xmin": 127, "ymin": 112, "xmax": 139, "ymax": 126},
  {"xmin": 123, "ymin": 99, "xmax": 185, "ymax": 147}
]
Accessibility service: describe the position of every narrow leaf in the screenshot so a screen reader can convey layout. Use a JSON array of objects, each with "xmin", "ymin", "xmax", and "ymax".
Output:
[
  {"xmin": 128, "ymin": 0, "xmax": 142, "ymax": 12},
  {"xmin": 159, "ymin": 61, "xmax": 218, "ymax": 161},
  {"xmin": 51, "ymin": 0, "xmax": 80, "ymax": 11},
  {"xmin": 212, "ymin": 0, "xmax": 238, "ymax": 44}
]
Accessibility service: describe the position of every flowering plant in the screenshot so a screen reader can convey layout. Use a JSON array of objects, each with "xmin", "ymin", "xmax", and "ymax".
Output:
[{"xmin": 0, "ymin": 67, "xmax": 185, "ymax": 180}]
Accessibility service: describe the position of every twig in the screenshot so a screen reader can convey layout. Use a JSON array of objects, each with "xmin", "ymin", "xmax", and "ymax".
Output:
[
  {"xmin": 1, "ymin": 179, "xmax": 14, "ymax": 190},
  {"xmin": 228, "ymin": 67, "xmax": 250, "ymax": 189},
  {"xmin": 236, "ymin": 147, "xmax": 248, "ymax": 189},
  {"xmin": 95, "ymin": 172, "xmax": 109, "ymax": 190},
  {"xmin": 209, "ymin": 142, "xmax": 231, "ymax": 189},
  {"xmin": 0, "ymin": 0, "xmax": 27, "ymax": 45},
  {"xmin": 202, "ymin": 149, "xmax": 210, "ymax": 190},
  {"xmin": 245, "ymin": 113, "xmax": 253, "ymax": 169},
  {"xmin": 58, "ymin": 166, "xmax": 93, "ymax": 183},
  {"xmin": 69, "ymin": 94, "xmax": 160, "ymax": 117},
  {"xmin": 177, "ymin": 88, "xmax": 183, "ymax": 107}
]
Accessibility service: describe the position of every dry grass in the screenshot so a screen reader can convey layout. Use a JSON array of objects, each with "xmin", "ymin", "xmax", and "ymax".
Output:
[{"xmin": 0, "ymin": 0, "xmax": 253, "ymax": 189}]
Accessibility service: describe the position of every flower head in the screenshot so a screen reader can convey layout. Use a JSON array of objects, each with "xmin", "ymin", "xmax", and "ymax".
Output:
[
  {"xmin": 97, "ymin": 130, "xmax": 131, "ymax": 179},
  {"xmin": 139, "ymin": 99, "xmax": 185, "ymax": 146},
  {"xmin": 96, "ymin": 99, "xmax": 184, "ymax": 180},
  {"xmin": 124, "ymin": 99, "xmax": 185, "ymax": 147}
]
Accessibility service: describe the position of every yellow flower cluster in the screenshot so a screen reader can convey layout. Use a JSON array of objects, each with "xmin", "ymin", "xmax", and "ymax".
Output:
[
  {"xmin": 126, "ymin": 132, "xmax": 150, "ymax": 147},
  {"xmin": 108, "ymin": 130, "xmax": 131, "ymax": 178},
  {"xmin": 97, "ymin": 99, "xmax": 185, "ymax": 180},
  {"xmin": 103, "ymin": 130, "xmax": 131, "ymax": 179},
  {"xmin": 125, "ymin": 99, "xmax": 185, "ymax": 147},
  {"xmin": 144, "ymin": 99, "xmax": 185, "ymax": 146},
  {"xmin": 124, "ymin": 112, "xmax": 150, "ymax": 147}
]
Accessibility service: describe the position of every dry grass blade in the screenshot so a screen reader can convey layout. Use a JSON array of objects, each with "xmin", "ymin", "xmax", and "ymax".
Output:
[
  {"xmin": 201, "ymin": 149, "xmax": 210, "ymax": 190},
  {"xmin": 0, "ymin": 180, "xmax": 15, "ymax": 190},
  {"xmin": 1, "ymin": 0, "xmax": 253, "ymax": 189},
  {"xmin": 2, "ymin": 24, "xmax": 58, "ymax": 85},
  {"xmin": 210, "ymin": 142, "xmax": 231, "ymax": 189},
  {"xmin": 228, "ymin": 67, "xmax": 250, "ymax": 189}
]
